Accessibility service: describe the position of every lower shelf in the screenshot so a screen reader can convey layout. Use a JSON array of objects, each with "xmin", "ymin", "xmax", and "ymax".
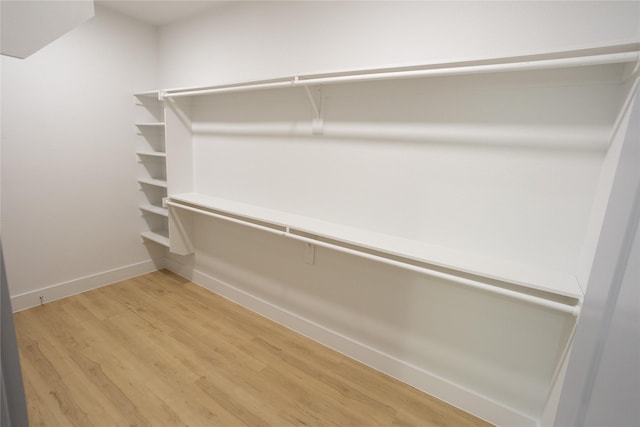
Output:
[
  {"xmin": 136, "ymin": 151, "xmax": 167, "ymax": 158},
  {"xmin": 138, "ymin": 178, "xmax": 168, "ymax": 188},
  {"xmin": 140, "ymin": 204, "xmax": 169, "ymax": 217},
  {"xmin": 141, "ymin": 230, "xmax": 170, "ymax": 247},
  {"xmin": 168, "ymin": 192, "xmax": 583, "ymax": 315}
]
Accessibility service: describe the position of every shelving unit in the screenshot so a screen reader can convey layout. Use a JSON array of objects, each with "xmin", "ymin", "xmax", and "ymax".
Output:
[
  {"xmin": 134, "ymin": 91, "xmax": 169, "ymax": 248},
  {"xmin": 162, "ymin": 44, "xmax": 640, "ymax": 303},
  {"xmin": 151, "ymin": 43, "xmax": 639, "ymax": 426}
]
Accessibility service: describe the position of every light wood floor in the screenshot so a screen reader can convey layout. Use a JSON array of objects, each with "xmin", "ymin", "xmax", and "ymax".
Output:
[{"xmin": 14, "ymin": 270, "xmax": 492, "ymax": 426}]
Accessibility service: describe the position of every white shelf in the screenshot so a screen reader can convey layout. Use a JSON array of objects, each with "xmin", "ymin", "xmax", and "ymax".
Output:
[
  {"xmin": 134, "ymin": 90, "xmax": 161, "ymax": 98},
  {"xmin": 141, "ymin": 230, "xmax": 169, "ymax": 247},
  {"xmin": 169, "ymin": 192, "xmax": 583, "ymax": 301},
  {"xmin": 140, "ymin": 204, "xmax": 168, "ymax": 217},
  {"xmin": 135, "ymin": 122, "xmax": 165, "ymax": 127},
  {"xmin": 137, "ymin": 178, "xmax": 167, "ymax": 188},
  {"xmin": 161, "ymin": 45, "xmax": 639, "ymax": 99},
  {"xmin": 136, "ymin": 151, "xmax": 166, "ymax": 158}
]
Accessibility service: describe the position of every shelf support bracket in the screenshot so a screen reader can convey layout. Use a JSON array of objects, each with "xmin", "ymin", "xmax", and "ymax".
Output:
[
  {"xmin": 303, "ymin": 84, "xmax": 324, "ymax": 135},
  {"xmin": 303, "ymin": 85, "xmax": 320, "ymax": 117}
]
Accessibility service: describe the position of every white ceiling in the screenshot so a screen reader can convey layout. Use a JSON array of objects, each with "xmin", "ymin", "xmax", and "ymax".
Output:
[{"xmin": 96, "ymin": 0, "xmax": 226, "ymax": 26}]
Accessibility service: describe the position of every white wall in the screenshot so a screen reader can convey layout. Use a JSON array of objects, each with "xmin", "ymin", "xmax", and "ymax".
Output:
[
  {"xmin": 159, "ymin": 0, "xmax": 640, "ymax": 88},
  {"xmin": 1, "ymin": 5, "xmax": 160, "ymax": 307}
]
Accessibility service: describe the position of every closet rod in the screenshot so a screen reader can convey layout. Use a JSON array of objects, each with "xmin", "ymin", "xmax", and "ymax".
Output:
[
  {"xmin": 163, "ymin": 80, "xmax": 294, "ymax": 98},
  {"xmin": 167, "ymin": 201, "xmax": 581, "ymax": 316},
  {"xmin": 162, "ymin": 51, "xmax": 638, "ymax": 99}
]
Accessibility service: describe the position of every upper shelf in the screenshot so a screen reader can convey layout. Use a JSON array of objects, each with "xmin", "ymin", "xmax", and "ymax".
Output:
[
  {"xmin": 160, "ymin": 44, "xmax": 639, "ymax": 99},
  {"xmin": 169, "ymin": 192, "xmax": 583, "ymax": 304},
  {"xmin": 134, "ymin": 90, "xmax": 162, "ymax": 99}
]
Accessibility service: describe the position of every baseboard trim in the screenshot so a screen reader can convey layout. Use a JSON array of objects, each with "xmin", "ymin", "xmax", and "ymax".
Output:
[
  {"xmin": 11, "ymin": 260, "xmax": 158, "ymax": 312},
  {"xmin": 189, "ymin": 268, "xmax": 536, "ymax": 427}
]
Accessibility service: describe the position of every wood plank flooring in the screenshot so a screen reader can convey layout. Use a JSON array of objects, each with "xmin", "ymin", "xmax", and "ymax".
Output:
[{"xmin": 14, "ymin": 269, "xmax": 492, "ymax": 426}]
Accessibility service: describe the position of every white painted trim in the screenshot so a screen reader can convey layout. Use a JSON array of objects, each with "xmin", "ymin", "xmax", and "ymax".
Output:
[
  {"xmin": 10, "ymin": 260, "xmax": 158, "ymax": 312},
  {"xmin": 189, "ymin": 267, "xmax": 536, "ymax": 427}
]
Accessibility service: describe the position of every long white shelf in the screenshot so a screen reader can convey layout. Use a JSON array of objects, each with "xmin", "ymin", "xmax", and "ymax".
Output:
[
  {"xmin": 140, "ymin": 204, "xmax": 168, "ymax": 217},
  {"xmin": 141, "ymin": 230, "xmax": 169, "ymax": 247},
  {"xmin": 137, "ymin": 178, "xmax": 167, "ymax": 188},
  {"xmin": 169, "ymin": 193, "xmax": 583, "ymax": 310},
  {"xmin": 161, "ymin": 44, "xmax": 639, "ymax": 99}
]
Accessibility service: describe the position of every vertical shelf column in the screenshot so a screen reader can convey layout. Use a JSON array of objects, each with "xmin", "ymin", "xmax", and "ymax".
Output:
[{"xmin": 134, "ymin": 91, "xmax": 169, "ymax": 248}]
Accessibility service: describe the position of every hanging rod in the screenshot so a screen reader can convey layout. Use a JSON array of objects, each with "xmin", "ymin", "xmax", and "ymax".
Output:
[
  {"xmin": 161, "ymin": 50, "xmax": 638, "ymax": 99},
  {"xmin": 167, "ymin": 201, "xmax": 581, "ymax": 316},
  {"xmin": 163, "ymin": 80, "xmax": 294, "ymax": 98}
]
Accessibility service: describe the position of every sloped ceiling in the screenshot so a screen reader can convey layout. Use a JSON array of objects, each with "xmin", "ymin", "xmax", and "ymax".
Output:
[{"xmin": 1, "ymin": 0, "xmax": 95, "ymax": 59}]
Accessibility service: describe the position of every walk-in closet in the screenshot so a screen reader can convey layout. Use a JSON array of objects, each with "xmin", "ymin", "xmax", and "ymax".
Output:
[{"xmin": 2, "ymin": 2, "xmax": 639, "ymax": 426}]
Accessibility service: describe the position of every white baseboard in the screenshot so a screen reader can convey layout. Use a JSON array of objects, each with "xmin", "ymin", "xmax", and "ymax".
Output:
[
  {"xmin": 189, "ymin": 268, "xmax": 537, "ymax": 427},
  {"xmin": 11, "ymin": 260, "xmax": 158, "ymax": 312}
]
